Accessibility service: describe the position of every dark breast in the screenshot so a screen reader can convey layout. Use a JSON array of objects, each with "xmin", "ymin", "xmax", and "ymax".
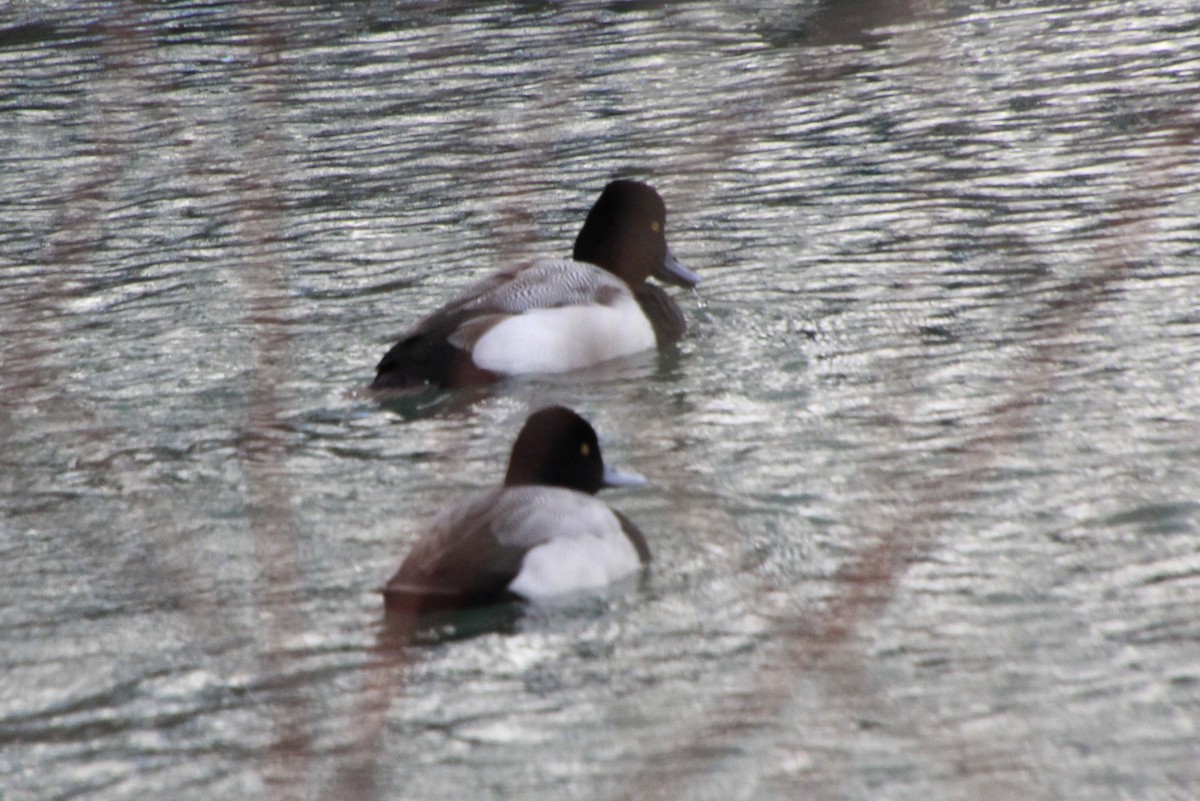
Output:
[{"xmin": 633, "ymin": 283, "xmax": 687, "ymax": 346}]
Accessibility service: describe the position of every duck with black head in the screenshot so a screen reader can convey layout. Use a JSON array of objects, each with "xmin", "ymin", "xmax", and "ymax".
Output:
[
  {"xmin": 370, "ymin": 180, "xmax": 700, "ymax": 391},
  {"xmin": 382, "ymin": 406, "xmax": 650, "ymax": 616}
]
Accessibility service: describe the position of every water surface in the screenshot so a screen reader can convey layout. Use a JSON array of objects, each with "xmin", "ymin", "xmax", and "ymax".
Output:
[{"xmin": 2, "ymin": 2, "xmax": 1199, "ymax": 799}]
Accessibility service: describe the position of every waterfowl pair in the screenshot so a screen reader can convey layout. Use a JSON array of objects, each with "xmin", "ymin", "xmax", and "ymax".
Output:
[{"xmin": 381, "ymin": 182, "xmax": 696, "ymax": 613}]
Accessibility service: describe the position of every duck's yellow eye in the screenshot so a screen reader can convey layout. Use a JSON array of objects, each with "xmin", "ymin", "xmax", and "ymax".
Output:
[
  {"xmin": 650, "ymin": 221, "xmax": 662, "ymax": 233},
  {"xmin": 580, "ymin": 443, "xmax": 591, "ymax": 457}
]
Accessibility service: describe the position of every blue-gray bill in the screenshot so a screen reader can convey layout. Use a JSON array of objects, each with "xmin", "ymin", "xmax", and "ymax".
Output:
[{"xmin": 655, "ymin": 246, "xmax": 702, "ymax": 288}]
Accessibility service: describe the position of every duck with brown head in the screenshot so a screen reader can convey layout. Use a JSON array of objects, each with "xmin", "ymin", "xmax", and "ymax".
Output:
[
  {"xmin": 370, "ymin": 181, "xmax": 699, "ymax": 391},
  {"xmin": 382, "ymin": 406, "xmax": 650, "ymax": 616}
]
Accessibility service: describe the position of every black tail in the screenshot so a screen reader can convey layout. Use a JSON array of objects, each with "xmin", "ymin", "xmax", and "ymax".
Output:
[{"xmin": 370, "ymin": 334, "xmax": 497, "ymax": 390}]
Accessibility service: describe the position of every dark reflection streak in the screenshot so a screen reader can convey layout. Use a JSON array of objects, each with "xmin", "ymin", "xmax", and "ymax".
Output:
[
  {"xmin": 788, "ymin": 118, "xmax": 1194, "ymax": 794},
  {"xmin": 326, "ymin": 614, "xmax": 418, "ymax": 800},
  {"xmin": 69, "ymin": 3, "xmax": 304, "ymax": 702},
  {"xmin": 608, "ymin": 35, "xmax": 1196, "ymax": 801},
  {"xmin": 6, "ymin": 9, "xmax": 324, "ymax": 791},
  {"xmin": 804, "ymin": 0, "xmax": 928, "ymax": 48},
  {"xmin": 0, "ymin": 0, "xmax": 271, "ymax": 727},
  {"xmin": 0, "ymin": 12, "xmax": 138, "ymax": 447},
  {"xmin": 0, "ymin": 6, "xmax": 286, "ymax": 783},
  {"xmin": 226, "ymin": 10, "xmax": 313, "ymax": 801}
]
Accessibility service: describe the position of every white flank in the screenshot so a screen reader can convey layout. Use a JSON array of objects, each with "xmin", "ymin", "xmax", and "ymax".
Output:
[
  {"xmin": 507, "ymin": 510, "xmax": 641, "ymax": 600},
  {"xmin": 471, "ymin": 294, "xmax": 655, "ymax": 375}
]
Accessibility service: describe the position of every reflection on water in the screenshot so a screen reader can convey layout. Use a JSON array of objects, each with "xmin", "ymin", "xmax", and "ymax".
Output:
[{"xmin": 3, "ymin": 1, "xmax": 1199, "ymax": 799}]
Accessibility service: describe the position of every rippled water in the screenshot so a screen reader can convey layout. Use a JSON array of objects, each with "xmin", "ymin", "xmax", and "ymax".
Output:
[{"xmin": 3, "ymin": 1, "xmax": 1199, "ymax": 799}]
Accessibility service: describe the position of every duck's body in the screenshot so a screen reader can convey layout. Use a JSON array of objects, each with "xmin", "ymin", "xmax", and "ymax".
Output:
[
  {"xmin": 384, "ymin": 484, "xmax": 648, "ymax": 609},
  {"xmin": 371, "ymin": 181, "xmax": 698, "ymax": 391},
  {"xmin": 383, "ymin": 407, "xmax": 650, "ymax": 614}
]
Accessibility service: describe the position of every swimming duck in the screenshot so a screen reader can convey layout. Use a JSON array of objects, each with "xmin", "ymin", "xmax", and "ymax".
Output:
[
  {"xmin": 371, "ymin": 180, "xmax": 699, "ymax": 390},
  {"xmin": 382, "ymin": 406, "xmax": 650, "ymax": 613}
]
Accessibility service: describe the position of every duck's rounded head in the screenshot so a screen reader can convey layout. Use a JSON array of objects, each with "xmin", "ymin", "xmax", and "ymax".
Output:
[
  {"xmin": 504, "ymin": 406, "xmax": 644, "ymax": 494},
  {"xmin": 573, "ymin": 180, "xmax": 701, "ymax": 289}
]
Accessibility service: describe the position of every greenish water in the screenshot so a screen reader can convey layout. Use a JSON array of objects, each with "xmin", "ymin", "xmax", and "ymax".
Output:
[{"xmin": 3, "ymin": 2, "xmax": 1199, "ymax": 799}]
